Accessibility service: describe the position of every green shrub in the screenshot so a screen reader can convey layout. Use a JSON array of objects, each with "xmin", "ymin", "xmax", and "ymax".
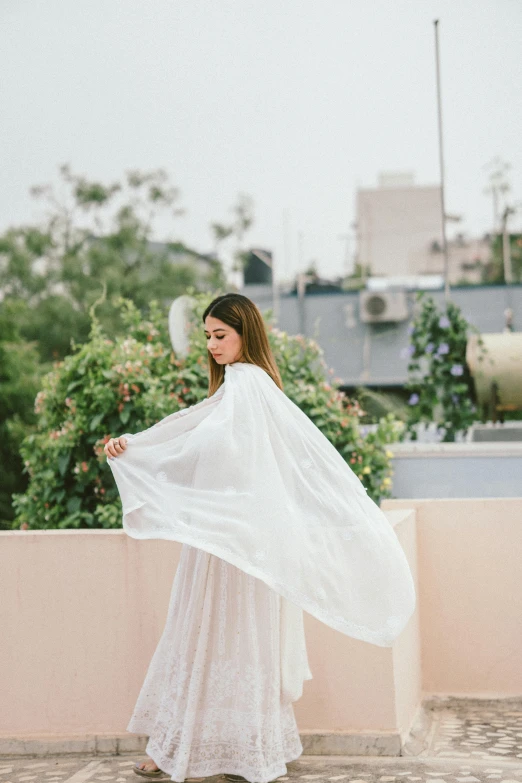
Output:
[
  {"xmin": 404, "ymin": 292, "xmax": 487, "ymax": 442},
  {"xmin": 12, "ymin": 291, "xmax": 403, "ymax": 529}
]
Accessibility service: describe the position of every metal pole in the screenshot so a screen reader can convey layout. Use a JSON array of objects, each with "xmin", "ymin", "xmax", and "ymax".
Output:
[
  {"xmin": 297, "ymin": 231, "xmax": 306, "ymax": 334},
  {"xmin": 434, "ymin": 19, "xmax": 450, "ymax": 301},
  {"xmin": 501, "ymin": 205, "xmax": 514, "ymax": 284},
  {"xmin": 271, "ymin": 249, "xmax": 279, "ymax": 324}
]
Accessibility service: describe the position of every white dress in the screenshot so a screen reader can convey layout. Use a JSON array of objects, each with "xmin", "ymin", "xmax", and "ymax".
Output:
[
  {"xmin": 127, "ymin": 543, "xmax": 307, "ymax": 783},
  {"xmin": 110, "ymin": 362, "xmax": 416, "ymax": 649}
]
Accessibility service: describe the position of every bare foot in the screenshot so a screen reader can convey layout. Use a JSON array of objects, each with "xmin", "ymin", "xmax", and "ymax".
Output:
[{"xmin": 136, "ymin": 756, "xmax": 160, "ymax": 772}]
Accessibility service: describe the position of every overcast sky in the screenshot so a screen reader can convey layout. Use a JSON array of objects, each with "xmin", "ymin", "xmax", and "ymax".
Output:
[{"xmin": 1, "ymin": 0, "xmax": 521, "ymax": 281}]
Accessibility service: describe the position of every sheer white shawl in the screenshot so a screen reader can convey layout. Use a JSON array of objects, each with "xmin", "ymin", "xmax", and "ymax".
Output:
[{"xmin": 109, "ymin": 361, "xmax": 416, "ymax": 664}]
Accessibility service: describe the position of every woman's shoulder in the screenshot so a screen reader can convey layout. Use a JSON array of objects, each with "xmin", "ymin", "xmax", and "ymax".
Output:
[
  {"xmin": 225, "ymin": 361, "xmax": 280, "ymax": 392},
  {"xmin": 225, "ymin": 361, "xmax": 262, "ymax": 373},
  {"xmin": 225, "ymin": 361, "xmax": 270, "ymax": 378}
]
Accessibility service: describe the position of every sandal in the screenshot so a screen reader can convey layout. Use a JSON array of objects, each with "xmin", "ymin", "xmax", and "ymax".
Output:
[{"xmin": 133, "ymin": 761, "xmax": 169, "ymax": 779}]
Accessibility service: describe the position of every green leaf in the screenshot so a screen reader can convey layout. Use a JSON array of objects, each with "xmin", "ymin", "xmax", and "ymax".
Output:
[
  {"xmin": 66, "ymin": 496, "xmax": 82, "ymax": 514},
  {"xmin": 89, "ymin": 412, "xmax": 105, "ymax": 432},
  {"xmin": 57, "ymin": 452, "xmax": 71, "ymax": 476},
  {"xmin": 119, "ymin": 408, "xmax": 130, "ymax": 425}
]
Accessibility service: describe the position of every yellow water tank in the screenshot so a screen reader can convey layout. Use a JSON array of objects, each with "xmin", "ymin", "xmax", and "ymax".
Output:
[{"xmin": 466, "ymin": 332, "xmax": 522, "ymax": 409}]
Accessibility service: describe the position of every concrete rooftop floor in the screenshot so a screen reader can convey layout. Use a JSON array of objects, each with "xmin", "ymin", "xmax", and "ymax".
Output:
[{"xmin": 2, "ymin": 698, "xmax": 522, "ymax": 783}]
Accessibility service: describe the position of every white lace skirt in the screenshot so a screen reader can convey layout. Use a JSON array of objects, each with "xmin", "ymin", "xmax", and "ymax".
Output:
[{"xmin": 127, "ymin": 543, "xmax": 305, "ymax": 783}]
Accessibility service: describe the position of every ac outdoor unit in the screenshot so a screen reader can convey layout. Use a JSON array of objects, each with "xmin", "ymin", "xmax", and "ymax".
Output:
[{"xmin": 358, "ymin": 290, "xmax": 409, "ymax": 323}]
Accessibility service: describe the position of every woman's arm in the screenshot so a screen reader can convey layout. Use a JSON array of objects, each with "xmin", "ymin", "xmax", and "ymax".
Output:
[{"xmin": 104, "ymin": 382, "xmax": 225, "ymax": 459}]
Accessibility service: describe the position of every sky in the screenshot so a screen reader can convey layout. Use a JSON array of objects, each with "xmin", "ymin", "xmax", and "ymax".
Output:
[{"xmin": 1, "ymin": 0, "xmax": 521, "ymax": 282}]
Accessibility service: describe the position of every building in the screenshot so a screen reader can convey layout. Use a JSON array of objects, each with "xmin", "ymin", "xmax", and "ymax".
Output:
[
  {"xmin": 424, "ymin": 233, "xmax": 492, "ymax": 284},
  {"xmin": 242, "ymin": 248, "xmax": 273, "ymax": 285},
  {"xmin": 355, "ymin": 172, "xmax": 492, "ymax": 284},
  {"xmin": 239, "ymin": 281, "xmax": 522, "ymax": 389}
]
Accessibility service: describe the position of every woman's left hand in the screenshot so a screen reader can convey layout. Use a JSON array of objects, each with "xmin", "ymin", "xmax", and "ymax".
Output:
[{"xmin": 104, "ymin": 436, "xmax": 128, "ymax": 460}]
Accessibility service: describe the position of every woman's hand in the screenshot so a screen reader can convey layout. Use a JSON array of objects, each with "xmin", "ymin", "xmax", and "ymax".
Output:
[{"xmin": 104, "ymin": 436, "xmax": 128, "ymax": 460}]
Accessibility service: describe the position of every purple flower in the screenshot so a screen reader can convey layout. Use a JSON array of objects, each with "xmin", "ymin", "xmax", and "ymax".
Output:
[
  {"xmin": 439, "ymin": 315, "xmax": 450, "ymax": 329},
  {"xmin": 408, "ymin": 393, "xmax": 420, "ymax": 405},
  {"xmin": 407, "ymin": 322, "xmax": 415, "ymax": 336},
  {"xmin": 451, "ymin": 393, "xmax": 459, "ymax": 404},
  {"xmin": 436, "ymin": 342, "xmax": 449, "ymax": 355},
  {"xmin": 450, "ymin": 364, "xmax": 464, "ymax": 376},
  {"xmin": 425, "ymin": 342, "xmax": 434, "ymax": 353}
]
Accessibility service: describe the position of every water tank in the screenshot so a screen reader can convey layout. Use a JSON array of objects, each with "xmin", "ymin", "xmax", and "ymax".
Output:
[{"xmin": 466, "ymin": 332, "xmax": 522, "ymax": 409}]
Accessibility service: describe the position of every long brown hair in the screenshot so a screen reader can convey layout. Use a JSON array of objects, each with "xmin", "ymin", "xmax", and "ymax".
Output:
[{"xmin": 202, "ymin": 293, "xmax": 283, "ymax": 397}]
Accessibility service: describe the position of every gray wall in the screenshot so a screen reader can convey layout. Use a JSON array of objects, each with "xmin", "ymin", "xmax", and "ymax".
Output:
[
  {"xmin": 389, "ymin": 451, "xmax": 522, "ymax": 498},
  {"xmin": 242, "ymin": 284, "xmax": 522, "ymax": 386}
]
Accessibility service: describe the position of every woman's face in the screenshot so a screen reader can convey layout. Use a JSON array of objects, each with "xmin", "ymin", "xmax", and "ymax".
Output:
[{"xmin": 204, "ymin": 315, "xmax": 243, "ymax": 365}]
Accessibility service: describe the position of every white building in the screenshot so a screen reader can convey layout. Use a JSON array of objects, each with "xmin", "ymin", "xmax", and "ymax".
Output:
[{"xmin": 355, "ymin": 172, "xmax": 491, "ymax": 284}]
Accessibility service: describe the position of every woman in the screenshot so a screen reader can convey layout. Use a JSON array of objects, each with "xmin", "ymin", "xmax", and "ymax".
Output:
[{"xmin": 105, "ymin": 293, "xmax": 415, "ymax": 783}]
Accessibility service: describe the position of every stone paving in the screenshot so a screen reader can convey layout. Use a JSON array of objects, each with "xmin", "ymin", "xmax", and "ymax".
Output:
[
  {"xmin": 3, "ymin": 699, "xmax": 522, "ymax": 783},
  {"xmin": 424, "ymin": 698, "xmax": 522, "ymax": 760}
]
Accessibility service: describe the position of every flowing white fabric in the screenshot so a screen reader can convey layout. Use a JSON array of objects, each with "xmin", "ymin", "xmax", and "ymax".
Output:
[
  {"xmin": 127, "ymin": 543, "xmax": 307, "ymax": 783},
  {"xmin": 109, "ymin": 361, "xmax": 416, "ymax": 648}
]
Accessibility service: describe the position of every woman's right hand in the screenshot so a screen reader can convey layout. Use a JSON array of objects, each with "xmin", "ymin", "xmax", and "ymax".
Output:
[{"xmin": 104, "ymin": 436, "xmax": 128, "ymax": 460}]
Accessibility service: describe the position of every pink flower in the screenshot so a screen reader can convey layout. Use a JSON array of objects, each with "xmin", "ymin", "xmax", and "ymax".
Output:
[{"xmin": 81, "ymin": 461, "xmax": 88, "ymax": 472}]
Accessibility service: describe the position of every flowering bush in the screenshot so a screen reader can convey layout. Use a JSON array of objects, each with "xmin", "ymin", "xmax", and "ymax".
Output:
[
  {"xmin": 403, "ymin": 292, "xmax": 487, "ymax": 442},
  {"xmin": 264, "ymin": 325, "xmax": 404, "ymax": 500},
  {"xmin": 12, "ymin": 291, "xmax": 404, "ymax": 530}
]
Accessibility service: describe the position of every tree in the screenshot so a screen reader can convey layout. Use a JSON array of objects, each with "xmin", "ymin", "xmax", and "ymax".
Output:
[
  {"xmin": 0, "ymin": 301, "xmax": 45, "ymax": 528},
  {"xmin": 0, "ymin": 164, "xmax": 228, "ymax": 525},
  {"xmin": 209, "ymin": 193, "xmax": 255, "ymax": 274},
  {"xmin": 481, "ymin": 232, "xmax": 522, "ymax": 284},
  {"xmin": 0, "ymin": 164, "xmax": 227, "ymax": 362}
]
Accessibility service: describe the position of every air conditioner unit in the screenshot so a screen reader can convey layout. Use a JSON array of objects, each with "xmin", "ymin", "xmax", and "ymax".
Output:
[{"xmin": 359, "ymin": 290, "xmax": 409, "ymax": 323}]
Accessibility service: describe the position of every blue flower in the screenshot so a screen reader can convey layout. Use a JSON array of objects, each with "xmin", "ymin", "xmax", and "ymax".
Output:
[
  {"xmin": 425, "ymin": 342, "xmax": 434, "ymax": 353},
  {"xmin": 439, "ymin": 315, "xmax": 450, "ymax": 328},
  {"xmin": 450, "ymin": 364, "xmax": 464, "ymax": 376},
  {"xmin": 436, "ymin": 342, "xmax": 449, "ymax": 355},
  {"xmin": 408, "ymin": 393, "xmax": 420, "ymax": 405}
]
